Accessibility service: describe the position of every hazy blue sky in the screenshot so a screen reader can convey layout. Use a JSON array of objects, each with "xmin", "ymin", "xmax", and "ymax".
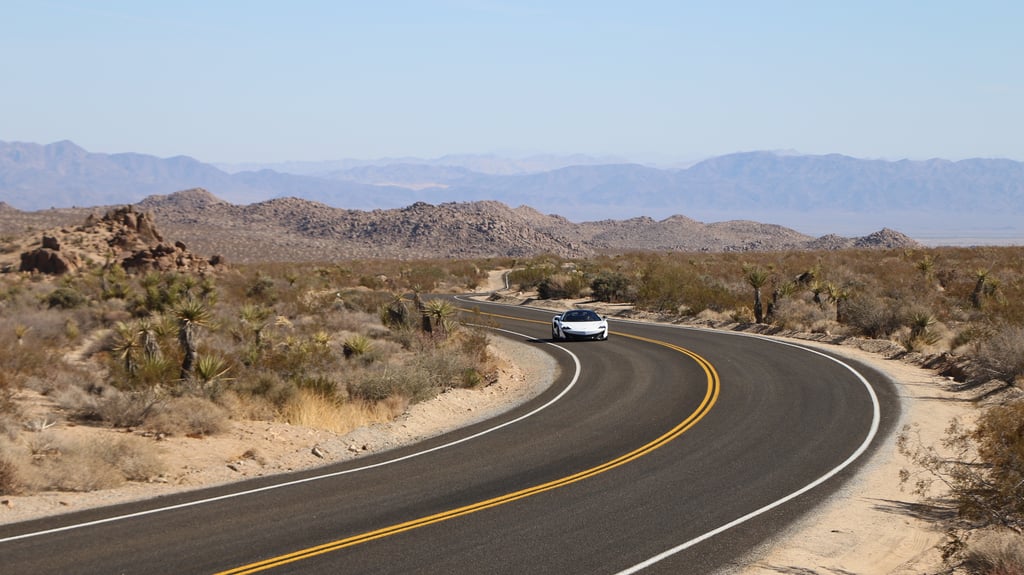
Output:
[{"xmin": 3, "ymin": 1, "xmax": 1021, "ymax": 163}]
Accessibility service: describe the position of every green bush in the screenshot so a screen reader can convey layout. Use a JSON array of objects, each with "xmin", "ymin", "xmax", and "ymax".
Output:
[
  {"xmin": 537, "ymin": 273, "xmax": 588, "ymax": 299},
  {"xmin": 590, "ymin": 272, "xmax": 633, "ymax": 303},
  {"xmin": 45, "ymin": 286, "xmax": 86, "ymax": 309}
]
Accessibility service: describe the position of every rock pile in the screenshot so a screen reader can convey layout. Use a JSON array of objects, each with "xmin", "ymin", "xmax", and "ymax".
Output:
[{"xmin": 17, "ymin": 206, "xmax": 225, "ymax": 275}]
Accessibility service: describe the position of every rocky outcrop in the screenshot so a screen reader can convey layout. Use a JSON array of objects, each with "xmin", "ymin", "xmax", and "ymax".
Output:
[
  {"xmin": 15, "ymin": 205, "xmax": 224, "ymax": 275},
  {"xmin": 121, "ymin": 240, "xmax": 224, "ymax": 274},
  {"xmin": 20, "ymin": 246, "xmax": 80, "ymax": 274}
]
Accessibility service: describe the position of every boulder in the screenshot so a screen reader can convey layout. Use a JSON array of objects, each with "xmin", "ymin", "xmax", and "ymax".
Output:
[{"xmin": 20, "ymin": 248, "xmax": 79, "ymax": 275}]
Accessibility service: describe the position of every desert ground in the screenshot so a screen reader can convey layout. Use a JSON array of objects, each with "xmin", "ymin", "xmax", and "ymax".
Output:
[{"xmin": 1, "ymin": 271, "xmax": 967, "ymax": 574}]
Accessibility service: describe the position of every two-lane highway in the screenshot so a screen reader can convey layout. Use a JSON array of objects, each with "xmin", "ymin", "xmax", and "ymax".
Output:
[{"xmin": 0, "ymin": 297, "xmax": 899, "ymax": 574}]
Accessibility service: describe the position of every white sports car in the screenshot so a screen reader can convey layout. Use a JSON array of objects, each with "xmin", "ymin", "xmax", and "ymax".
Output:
[{"xmin": 551, "ymin": 309, "xmax": 609, "ymax": 341}]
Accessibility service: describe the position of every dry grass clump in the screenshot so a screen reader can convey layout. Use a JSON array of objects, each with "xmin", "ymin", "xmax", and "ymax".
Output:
[
  {"xmin": 282, "ymin": 390, "xmax": 407, "ymax": 434},
  {"xmin": 0, "ymin": 451, "xmax": 21, "ymax": 495},
  {"xmin": 976, "ymin": 325, "xmax": 1024, "ymax": 383},
  {"xmin": 143, "ymin": 396, "xmax": 230, "ymax": 436},
  {"xmin": 18, "ymin": 433, "xmax": 164, "ymax": 492}
]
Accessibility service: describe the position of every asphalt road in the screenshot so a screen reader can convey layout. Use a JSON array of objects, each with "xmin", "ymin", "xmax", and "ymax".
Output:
[{"xmin": 0, "ymin": 297, "xmax": 900, "ymax": 574}]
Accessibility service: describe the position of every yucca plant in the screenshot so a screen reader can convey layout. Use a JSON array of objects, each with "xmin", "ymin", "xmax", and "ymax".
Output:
[
  {"xmin": 424, "ymin": 299, "xmax": 457, "ymax": 336},
  {"xmin": 191, "ymin": 355, "xmax": 233, "ymax": 398},
  {"xmin": 110, "ymin": 321, "xmax": 143, "ymax": 376},
  {"xmin": 743, "ymin": 265, "xmax": 771, "ymax": 323},
  {"xmin": 343, "ymin": 334, "xmax": 373, "ymax": 359},
  {"xmin": 174, "ymin": 299, "xmax": 213, "ymax": 380},
  {"xmin": 239, "ymin": 303, "xmax": 272, "ymax": 345}
]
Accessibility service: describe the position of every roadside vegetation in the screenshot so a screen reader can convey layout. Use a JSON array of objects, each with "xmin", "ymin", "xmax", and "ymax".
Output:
[
  {"xmin": 0, "ymin": 258, "xmax": 501, "ymax": 495},
  {"xmin": 2, "ymin": 244, "xmax": 1023, "ymax": 572},
  {"xmin": 507, "ymin": 246, "xmax": 1024, "ymax": 572}
]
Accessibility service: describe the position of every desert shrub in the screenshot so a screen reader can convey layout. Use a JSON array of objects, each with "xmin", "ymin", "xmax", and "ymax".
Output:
[
  {"xmin": 404, "ymin": 265, "xmax": 447, "ymax": 292},
  {"xmin": 960, "ymin": 528, "xmax": 1024, "ymax": 575},
  {"xmin": 341, "ymin": 289, "xmax": 394, "ymax": 315},
  {"xmin": 92, "ymin": 434, "xmax": 165, "ymax": 481},
  {"xmin": 294, "ymin": 374, "xmax": 339, "ymax": 398},
  {"xmin": 508, "ymin": 259, "xmax": 558, "ymax": 290},
  {"xmin": 900, "ymin": 399, "xmax": 1024, "ymax": 532},
  {"xmin": 94, "ymin": 390, "xmax": 162, "ymax": 427},
  {"xmin": 28, "ymin": 434, "xmax": 164, "ymax": 492},
  {"xmin": 590, "ymin": 271, "xmax": 633, "ymax": 303},
  {"xmin": 144, "ymin": 396, "xmax": 229, "ymax": 436},
  {"xmin": 730, "ymin": 306, "xmax": 755, "ymax": 324},
  {"xmin": 133, "ymin": 356, "xmax": 179, "ymax": 389},
  {"xmin": 841, "ymin": 293, "xmax": 899, "ymax": 338},
  {"xmin": 45, "ymin": 286, "xmax": 87, "ymax": 309},
  {"xmin": 245, "ymin": 273, "xmax": 277, "ymax": 304},
  {"xmin": 458, "ymin": 329, "xmax": 491, "ymax": 364},
  {"xmin": 771, "ymin": 296, "xmax": 831, "ymax": 331},
  {"xmin": 0, "ymin": 328, "xmax": 49, "ymax": 379},
  {"xmin": 537, "ymin": 273, "xmax": 588, "ymax": 299},
  {"xmin": 977, "ymin": 324, "xmax": 1024, "ymax": 383},
  {"xmin": 216, "ymin": 389, "xmax": 276, "ymax": 422},
  {"xmin": 348, "ymin": 363, "xmax": 434, "ymax": 403},
  {"xmin": 226, "ymin": 370, "xmax": 298, "ymax": 414},
  {"xmin": 0, "ymin": 452, "xmax": 21, "ymax": 495},
  {"xmin": 0, "ymin": 371, "xmax": 19, "ymax": 438}
]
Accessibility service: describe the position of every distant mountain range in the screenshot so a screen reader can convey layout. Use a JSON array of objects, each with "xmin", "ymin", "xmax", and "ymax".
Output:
[{"xmin": 2, "ymin": 140, "xmax": 1022, "ymax": 243}]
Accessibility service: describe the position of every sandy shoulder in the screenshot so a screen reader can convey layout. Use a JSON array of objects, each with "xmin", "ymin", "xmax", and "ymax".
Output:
[{"xmin": 723, "ymin": 334, "xmax": 959, "ymax": 574}]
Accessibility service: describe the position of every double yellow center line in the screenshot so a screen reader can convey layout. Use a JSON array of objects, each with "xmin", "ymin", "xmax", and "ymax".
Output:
[{"xmin": 217, "ymin": 315, "xmax": 719, "ymax": 574}]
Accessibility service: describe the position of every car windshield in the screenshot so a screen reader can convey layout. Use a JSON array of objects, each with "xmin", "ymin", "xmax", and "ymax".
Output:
[{"xmin": 563, "ymin": 310, "xmax": 600, "ymax": 322}]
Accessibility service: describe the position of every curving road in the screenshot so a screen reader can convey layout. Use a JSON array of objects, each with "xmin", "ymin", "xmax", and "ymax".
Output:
[{"xmin": 0, "ymin": 297, "xmax": 899, "ymax": 574}]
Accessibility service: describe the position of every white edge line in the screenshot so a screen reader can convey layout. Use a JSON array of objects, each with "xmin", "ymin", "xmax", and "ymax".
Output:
[
  {"xmin": 461, "ymin": 295, "xmax": 886, "ymax": 572},
  {"xmin": 0, "ymin": 327, "xmax": 580, "ymax": 544},
  {"xmin": 613, "ymin": 332, "xmax": 882, "ymax": 574}
]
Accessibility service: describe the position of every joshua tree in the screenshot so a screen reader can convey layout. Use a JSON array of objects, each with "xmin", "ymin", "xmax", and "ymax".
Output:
[
  {"xmin": 971, "ymin": 268, "xmax": 999, "ymax": 310},
  {"xmin": 174, "ymin": 299, "xmax": 213, "ymax": 380},
  {"xmin": 743, "ymin": 265, "xmax": 771, "ymax": 323},
  {"xmin": 111, "ymin": 321, "xmax": 143, "ymax": 375},
  {"xmin": 381, "ymin": 294, "xmax": 411, "ymax": 330},
  {"xmin": 239, "ymin": 303, "xmax": 272, "ymax": 346},
  {"xmin": 413, "ymin": 292, "xmax": 432, "ymax": 333},
  {"xmin": 916, "ymin": 255, "xmax": 935, "ymax": 283},
  {"xmin": 821, "ymin": 281, "xmax": 850, "ymax": 323}
]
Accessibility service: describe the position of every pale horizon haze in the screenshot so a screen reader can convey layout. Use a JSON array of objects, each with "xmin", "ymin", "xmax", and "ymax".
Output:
[{"xmin": 2, "ymin": 1, "xmax": 1022, "ymax": 165}]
